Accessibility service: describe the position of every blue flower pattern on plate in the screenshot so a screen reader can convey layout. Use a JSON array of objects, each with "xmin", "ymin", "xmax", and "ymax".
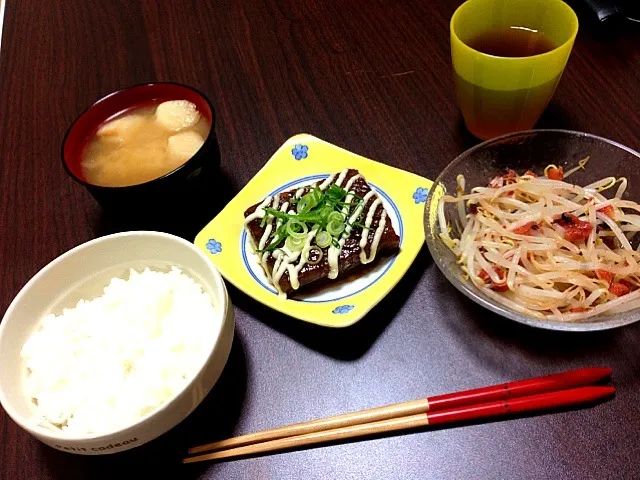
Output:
[
  {"xmin": 413, "ymin": 187, "xmax": 428, "ymax": 204},
  {"xmin": 332, "ymin": 305, "xmax": 355, "ymax": 314},
  {"xmin": 291, "ymin": 144, "xmax": 309, "ymax": 160},
  {"xmin": 206, "ymin": 239, "xmax": 222, "ymax": 255}
]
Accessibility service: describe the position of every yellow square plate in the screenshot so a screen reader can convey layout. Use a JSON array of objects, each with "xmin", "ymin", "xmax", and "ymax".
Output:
[{"xmin": 195, "ymin": 134, "xmax": 432, "ymax": 327}]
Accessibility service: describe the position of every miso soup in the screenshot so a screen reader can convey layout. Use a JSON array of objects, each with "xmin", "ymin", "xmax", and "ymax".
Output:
[{"xmin": 81, "ymin": 100, "xmax": 210, "ymax": 187}]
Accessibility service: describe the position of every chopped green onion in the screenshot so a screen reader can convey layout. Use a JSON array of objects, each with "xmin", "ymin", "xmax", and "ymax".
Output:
[
  {"xmin": 286, "ymin": 219, "xmax": 308, "ymax": 239},
  {"xmin": 325, "ymin": 184, "xmax": 347, "ymax": 204},
  {"xmin": 318, "ymin": 205, "xmax": 334, "ymax": 223},
  {"xmin": 349, "ymin": 220, "xmax": 369, "ymax": 230},
  {"xmin": 327, "ymin": 219, "xmax": 345, "ymax": 236},
  {"xmin": 297, "ymin": 187, "xmax": 323, "ymax": 213},
  {"xmin": 297, "ymin": 197, "xmax": 311, "ymax": 214},
  {"xmin": 309, "ymin": 186, "xmax": 323, "ymax": 203},
  {"xmin": 316, "ymin": 231, "xmax": 332, "ymax": 248},
  {"xmin": 258, "ymin": 182, "xmax": 362, "ymax": 256},
  {"xmin": 275, "ymin": 223, "xmax": 288, "ymax": 238},
  {"xmin": 263, "ymin": 208, "xmax": 290, "ymax": 221},
  {"xmin": 327, "ymin": 211, "xmax": 344, "ymax": 224},
  {"xmin": 285, "ymin": 236, "xmax": 305, "ymax": 251}
]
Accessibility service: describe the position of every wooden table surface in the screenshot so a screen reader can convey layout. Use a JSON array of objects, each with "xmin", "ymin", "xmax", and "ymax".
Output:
[{"xmin": 1, "ymin": 1, "xmax": 639, "ymax": 479}]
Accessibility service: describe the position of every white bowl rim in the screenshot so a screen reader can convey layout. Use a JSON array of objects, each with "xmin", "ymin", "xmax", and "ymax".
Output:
[{"xmin": 0, "ymin": 230, "xmax": 229, "ymax": 441}]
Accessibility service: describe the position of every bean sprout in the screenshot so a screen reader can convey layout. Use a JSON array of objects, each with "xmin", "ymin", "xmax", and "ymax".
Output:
[{"xmin": 439, "ymin": 164, "xmax": 640, "ymax": 321}]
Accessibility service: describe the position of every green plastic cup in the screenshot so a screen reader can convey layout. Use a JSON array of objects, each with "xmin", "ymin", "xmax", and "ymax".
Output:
[{"xmin": 451, "ymin": 0, "xmax": 579, "ymax": 140}]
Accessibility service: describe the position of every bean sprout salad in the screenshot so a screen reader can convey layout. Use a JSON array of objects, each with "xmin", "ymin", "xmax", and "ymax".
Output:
[{"xmin": 438, "ymin": 158, "xmax": 640, "ymax": 321}]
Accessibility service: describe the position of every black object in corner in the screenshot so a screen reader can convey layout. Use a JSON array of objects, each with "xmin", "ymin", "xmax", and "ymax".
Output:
[{"xmin": 573, "ymin": 0, "xmax": 639, "ymax": 25}]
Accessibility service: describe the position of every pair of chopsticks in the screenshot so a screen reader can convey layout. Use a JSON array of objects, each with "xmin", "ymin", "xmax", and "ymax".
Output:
[{"xmin": 184, "ymin": 367, "xmax": 614, "ymax": 464}]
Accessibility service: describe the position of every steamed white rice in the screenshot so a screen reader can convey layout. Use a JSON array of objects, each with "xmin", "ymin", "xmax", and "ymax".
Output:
[{"xmin": 20, "ymin": 267, "xmax": 219, "ymax": 435}]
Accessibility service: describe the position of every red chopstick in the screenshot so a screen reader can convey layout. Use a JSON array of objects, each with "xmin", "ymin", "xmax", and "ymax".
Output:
[
  {"xmin": 428, "ymin": 385, "xmax": 614, "ymax": 425},
  {"xmin": 184, "ymin": 386, "xmax": 615, "ymax": 463},
  {"xmin": 428, "ymin": 366, "xmax": 612, "ymax": 411},
  {"xmin": 188, "ymin": 367, "xmax": 612, "ymax": 455}
]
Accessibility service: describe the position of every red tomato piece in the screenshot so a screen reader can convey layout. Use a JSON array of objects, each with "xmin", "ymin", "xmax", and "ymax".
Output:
[
  {"xmin": 478, "ymin": 268, "xmax": 508, "ymax": 292},
  {"xmin": 609, "ymin": 282, "xmax": 630, "ymax": 297},
  {"xmin": 600, "ymin": 205, "xmax": 615, "ymax": 219},
  {"xmin": 569, "ymin": 307, "xmax": 589, "ymax": 313},
  {"xmin": 554, "ymin": 213, "xmax": 593, "ymax": 242},
  {"xmin": 546, "ymin": 166, "xmax": 564, "ymax": 180},
  {"xmin": 596, "ymin": 270, "xmax": 614, "ymax": 285},
  {"xmin": 524, "ymin": 170, "xmax": 538, "ymax": 177},
  {"xmin": 513, "ymin": 222, "xmax": 537, "ymax": 235},
  {"xmin": 564, "ymin": 224, "xmax": 593, "ymax": 242}
]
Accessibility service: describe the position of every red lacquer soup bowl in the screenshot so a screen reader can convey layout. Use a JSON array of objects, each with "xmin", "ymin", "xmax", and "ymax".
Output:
[{"xmin": 61, "ymin": 83, "xmax": 221, "ymax": 211}]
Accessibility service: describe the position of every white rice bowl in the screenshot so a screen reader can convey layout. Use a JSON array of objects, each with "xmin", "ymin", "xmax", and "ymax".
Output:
[{"xmin": 0, "ymin": 232, "xmax": 234, "ymax": 454}]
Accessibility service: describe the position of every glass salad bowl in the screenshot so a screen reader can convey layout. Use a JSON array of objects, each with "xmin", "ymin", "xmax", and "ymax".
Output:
[{"xmin": 424, "ymin": 129, "xmax": 640, "ymax": 331}]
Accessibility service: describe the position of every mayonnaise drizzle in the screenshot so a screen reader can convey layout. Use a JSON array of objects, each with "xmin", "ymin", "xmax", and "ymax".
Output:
[
  {"xmin": 248, "ymin": 170, "xmax": 388, "ymax": 297},
  {"xmin": 334, "ymin": 168, "xmax": 349, "ymax": 188},
  {"xmin": 292, "ymin": 169, "xmax": 348, "ymax": 204},
  {"xmin": 257, "ymin": 195, "xmax": 281, "ymax": 267},
  {"xmin": 319, "ymin": 172, "xmax": 338, "ymax": 190},
  {"xmin": 343, "ymin": 174, "xmax": 363, "ymax": 195},
  {"xmin": 359, "ymin": 197, "xmax": 387, "ymax": 264},
  {"xmin": 244, "ymin": 196, "xmax": 272, "ymax": 224},
  {"xmin": 327, "ymin": 188, "xmax": 376, "ymax": 279},
  {"xmin": 325, "ymin": 174, "xmax": 362, "ymax": 278},
  {"xmin": 267, "ymin": 170, "xmax": 351, "ymax": 294},
  {"xmin": 368, "ymin": 210, "xmax": 387, "ymax": 262},
  {"xmin": 261, "ymin": 199, "xmax": 289, "ymax": 269},
  {"xmin": 271, "ymin": 225, "xmax": 320, "ymax": 297}
]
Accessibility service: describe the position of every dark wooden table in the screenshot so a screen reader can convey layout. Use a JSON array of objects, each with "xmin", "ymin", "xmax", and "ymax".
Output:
[{"xmin": 1, "ymin": 1, "xmax": 639, "ymax": 479}]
